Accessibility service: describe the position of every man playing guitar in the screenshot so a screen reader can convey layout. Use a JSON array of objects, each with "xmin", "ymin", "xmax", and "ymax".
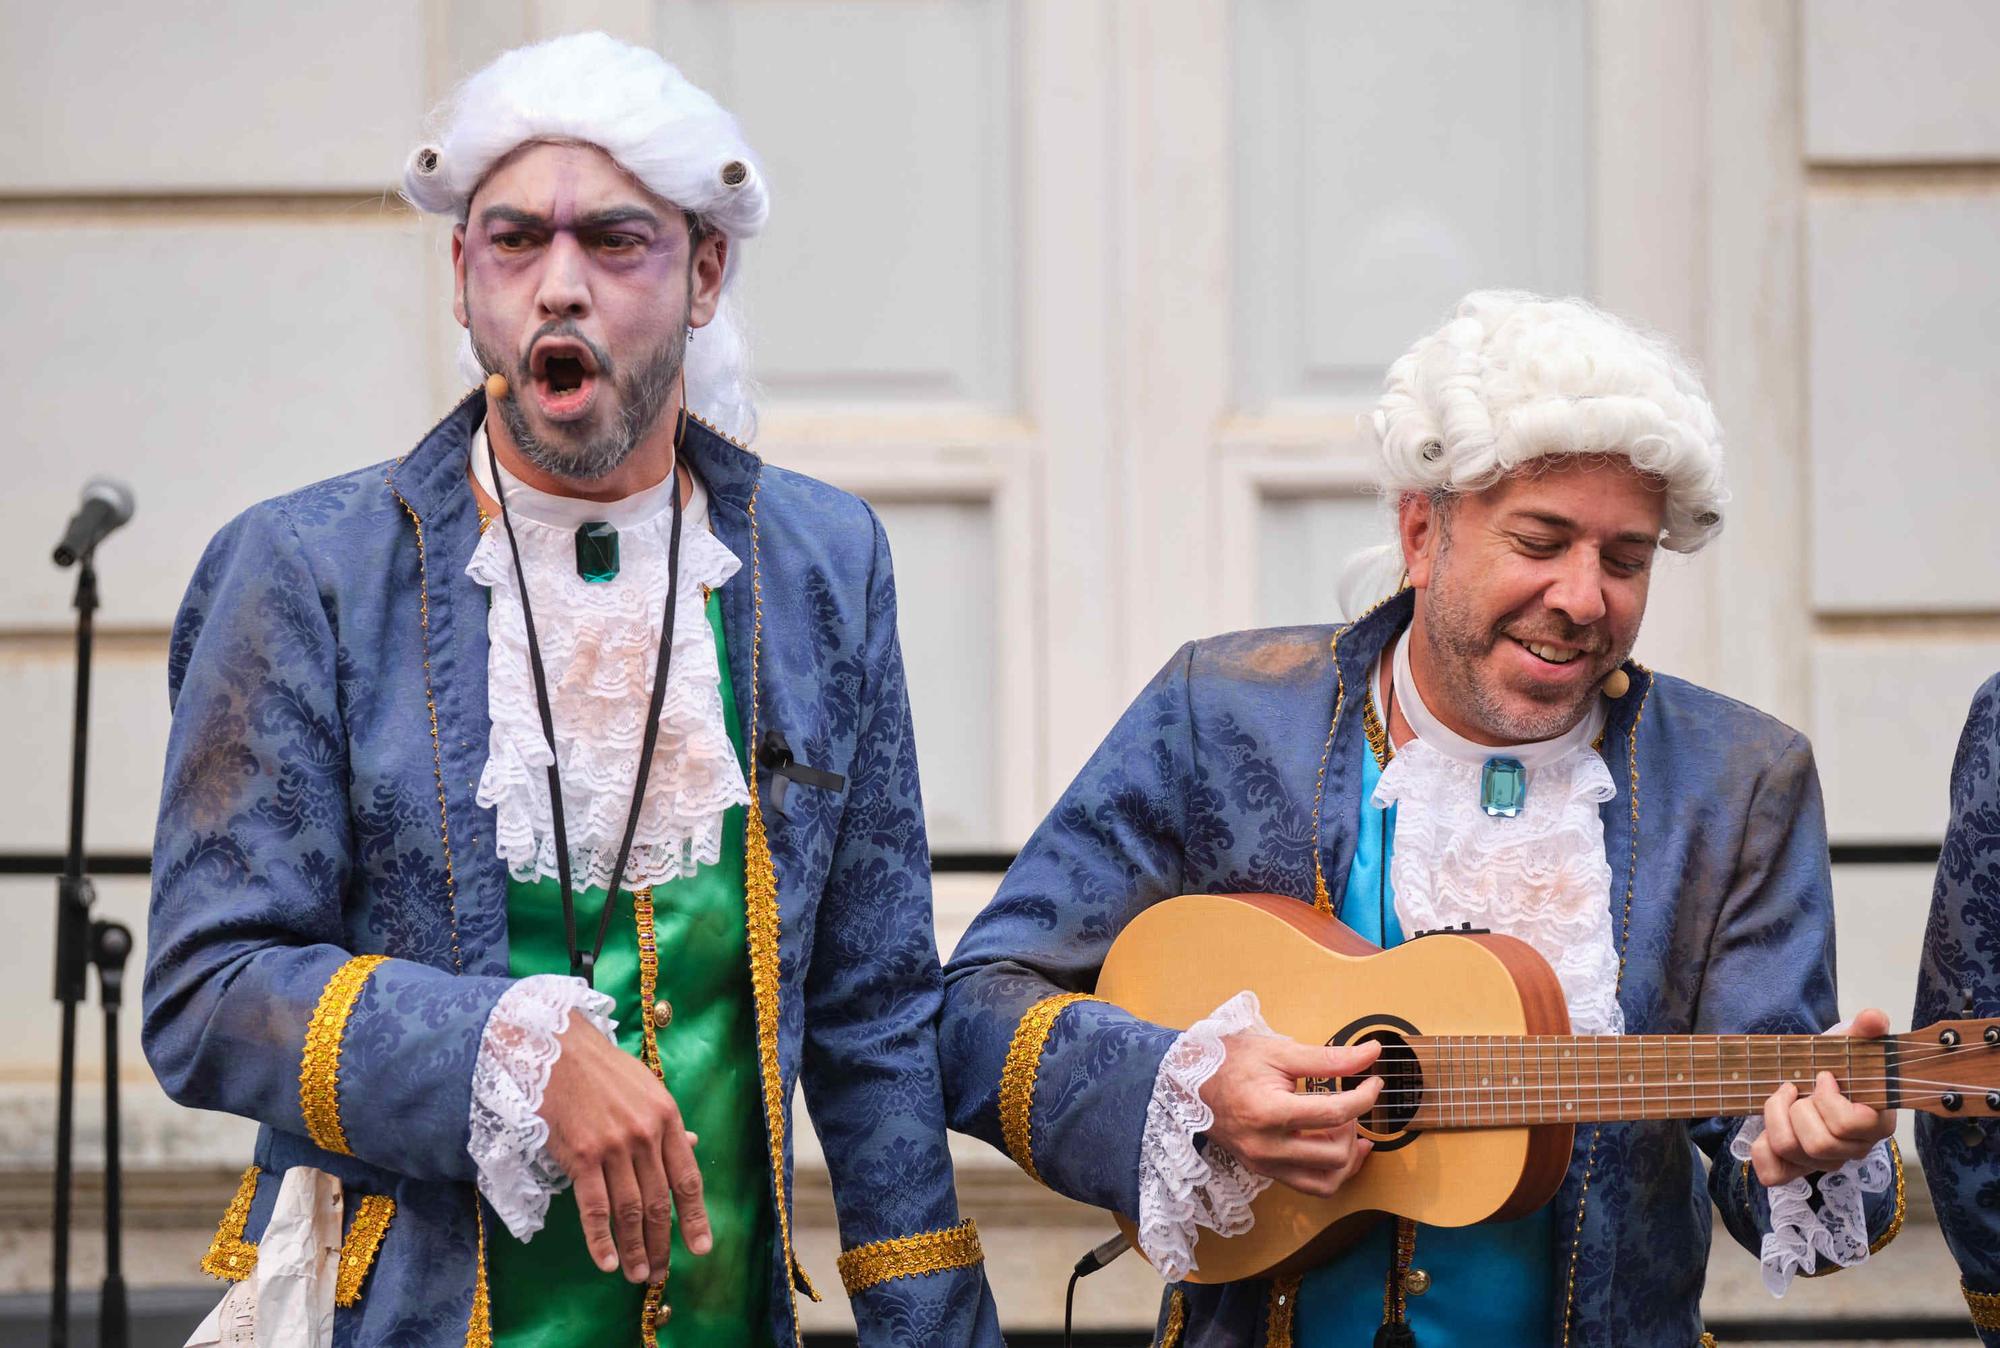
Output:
[{"xmin": 940, "ymin": 292, "xmax": 1901, "ymax": 1347}]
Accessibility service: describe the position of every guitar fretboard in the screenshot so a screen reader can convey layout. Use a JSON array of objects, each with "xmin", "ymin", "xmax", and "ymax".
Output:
[{"xmin": 1399, "ymin": 1035, "xmax": 1899, "ymax": 1128}]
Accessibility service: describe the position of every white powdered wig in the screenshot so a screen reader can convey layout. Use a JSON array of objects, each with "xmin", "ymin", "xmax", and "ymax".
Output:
[{"xmin": 401, "ymin": 31, "xmax": 767, "ymax": 442}]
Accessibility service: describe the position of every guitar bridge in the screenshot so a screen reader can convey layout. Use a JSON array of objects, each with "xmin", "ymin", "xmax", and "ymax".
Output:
[{"xmin": 1412, "ymin": 921, "xmax": 1491, "ymax": 938}]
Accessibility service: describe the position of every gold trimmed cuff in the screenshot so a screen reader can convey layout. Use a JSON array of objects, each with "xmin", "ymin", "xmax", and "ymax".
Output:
[
  {"xmin": 300, "ymin": 954, "xmax": 390, "ymax": 1155},
  {"xmin": 835, "ymin": 1220, "xmax": 984, "ymax": 1296},
  {"xmin": 200, "ymin": 1165, "xmax": 262, "ymax": 1281},
  {"xmin": 1966, "ymin": 1281, "xmax": 2000, "ymax": 1332},
  {"xmin": 999, "ymin": 992, "xmax": 1101, "ymax": 1182},
  {"xmin": 335, "ymin": 1194, "xmax": 396, "ymax": 1307}
]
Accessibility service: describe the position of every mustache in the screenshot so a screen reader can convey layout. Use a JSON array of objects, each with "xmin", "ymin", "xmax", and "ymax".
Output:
[{"xmin": 1499, "ymin": 619, "xmax": 1608, "ymax": 653}]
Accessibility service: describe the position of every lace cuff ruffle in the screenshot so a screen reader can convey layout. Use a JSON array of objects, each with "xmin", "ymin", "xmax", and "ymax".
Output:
[
  {"xmin": 1730, "ymin": 1119, "xmax": 1895, "ymax": 1296},
  {"xmin": 1136, "ymin": 990, "xmax": 1276, "ymax": 1283},
  {"xmin": 469, "ymin": 975, "xmax": 618, "ymax": 1240}
]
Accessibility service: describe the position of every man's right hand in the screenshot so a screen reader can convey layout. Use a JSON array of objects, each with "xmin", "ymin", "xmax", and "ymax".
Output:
[
  {"xmin": 539, "ymin": 1012, "xmax": 711, "ymax": 1283},
  {"xmin": 1199, "ymin": 1034, "xmax": 1384, "ymax": 1198}
]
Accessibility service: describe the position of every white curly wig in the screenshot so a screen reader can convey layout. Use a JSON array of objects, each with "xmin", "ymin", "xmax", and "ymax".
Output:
[
  {"xmin": 401, "ymin": 32, "xmax": 768, "ymax": 442},
  {"xmin": 1373, "ymin": 290, "xmax": 1726, "ymax": 543}
]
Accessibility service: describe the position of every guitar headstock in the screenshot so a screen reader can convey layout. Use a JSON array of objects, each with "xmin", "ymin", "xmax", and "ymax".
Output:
[{"xmin": 1906, "ymin": 1020, "xmax": 2000, "ymax": 1117}]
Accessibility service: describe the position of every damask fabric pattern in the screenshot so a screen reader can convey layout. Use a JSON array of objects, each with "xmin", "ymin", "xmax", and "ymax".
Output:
[
  {"xmin": 1914, "ymin": 672, "xmax": 2000, "ymax": 1347},
  {"xmin": 940, "ymin": 592, "xmax": 1901, "ymax": 1348},
  {"xmin": 142, "ymin": 397, "xmax": 999, "ymax": 1347}
]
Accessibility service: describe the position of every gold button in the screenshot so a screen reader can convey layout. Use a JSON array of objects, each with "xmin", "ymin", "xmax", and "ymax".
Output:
[
  {"xmin": 651, "ymin": 1301, "xmax": 672, "ymax": 1328},
  {"xmin": 1403, "ymin": 1267, "xmax": 1431, "ymax": 1297},
  {"xmin": 652, "ymin": 999, "xmax": 673, "ymax": 1029}
]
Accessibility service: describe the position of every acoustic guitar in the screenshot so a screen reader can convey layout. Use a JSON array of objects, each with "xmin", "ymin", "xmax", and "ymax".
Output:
[{"xmin": 1094, "ymin": 892, "xmax": 2000, "ymax": 1284}]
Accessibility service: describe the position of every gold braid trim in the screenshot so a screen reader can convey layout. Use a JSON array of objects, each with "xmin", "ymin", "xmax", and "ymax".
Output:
[
  {"xmin": 465, "ymin": 1200, "xmax": 491, "ymax": 1348},
  {"xmin": 1561, "ymin": 671, "xmax": 1653, "ymax": 1348},
  {"xmin": 1697, "ymin": 1336, "xmax": 1717, "ymax": 1347},
  {"xmin": 200, "ymin": 1166, "xmax": 261, "ymax": 1281},
  {"xmin": 1308, "ymin": 587, "xmax": 1408, "ymax": 914},
  {"xmin": 741, "ymin": 469, "xmax": 819, "ymax": 1331},
  {"xmin": 835, "ymin": 1219, "xmax": 984, "ymax": 1295},
  {"xmin": 1157, "ymin": 1288, "xmax": 1187, "ymax": 1347},
  {"xmin": 633, "ymin": 889, "xmax": 669, "ymax": 1342},
  {"xmin": 1265, "ymin": 1273, "xmax": 1301, "ymax": 1347},
  {"xmin": 334, "ymin": 1195, "xmax": 396, "ymax": 1307},
  {"xmin": 1873, "ymin": 1139, "xmax": 1907, "ymax": 1254},
  {"xmin": 390, "ymin": 491, "xmax": 465, "ymax": 975},
  {"xmin": 299, "ymin": 954, "xmax": 390, "ymax": 1155},
  {"xmin": 1965, "ymin": 1282, "xmax": 2000, "ymax": 1331},
  {"xmin": 999, "ymin": 992, "xmax": 1101, "ymax": 1182}
]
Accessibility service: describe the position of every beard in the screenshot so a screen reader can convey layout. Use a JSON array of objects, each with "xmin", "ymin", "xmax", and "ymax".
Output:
[
  {"xmin": 470, "ymin": 315, "xmax": 686, "ymax": 483},
  {"xmin": 1419, "ymin": 544, "xmax": 1621, "ymax": 744}
]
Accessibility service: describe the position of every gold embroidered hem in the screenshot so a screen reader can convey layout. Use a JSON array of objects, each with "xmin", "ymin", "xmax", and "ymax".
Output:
[
  {"xmin": 335, "ymin": 1195, "xmax": 396, "ymax": 1307},
  {"xmin": 1264, "ymin": 1273, "xmax": 1301, "ymax": 1348},
  {"xmin": 835, "ymin": 1220, "xmax": 984, "ymax": 1295},
  {"xmin": 1157, "ymin": 1288, "xmax": 1187, "ymax": 1347},
  {"xmin": 1965, "ymin": 1280, "xmax": 2000, "ymax": 1331},
  {"xmin": 999, "ymin": 992, "xmax": 1101, "ymax": 1182},
  {"xmin": 200, "ymin": 1165, "xmax": 261, "ymax": 1281},
  {"xmin": 300, "ymin": 954, "xmax": 390, "ymax": 1155}
]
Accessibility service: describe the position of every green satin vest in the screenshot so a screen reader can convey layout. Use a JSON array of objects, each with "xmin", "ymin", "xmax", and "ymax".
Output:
[{"xmin": 489, "ymin": 593, "xmax": 775, "ymax": 1347}]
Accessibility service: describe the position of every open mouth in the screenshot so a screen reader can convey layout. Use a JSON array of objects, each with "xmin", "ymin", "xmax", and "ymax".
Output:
[
  {"xmin": 1509, "ymin": 636, "xmax": 1589, "ymax": 668},
  {"xmin": 529, "ymin": 339, "xmax": 600, "ymax": 418}
]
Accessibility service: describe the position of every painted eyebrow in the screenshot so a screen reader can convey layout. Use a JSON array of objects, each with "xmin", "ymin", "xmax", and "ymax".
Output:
[
  {"xmin": 476, "ymin": 205, "xmax": 664, "ymax": 232},
  {"xmin": 1508, "ymin": 510, "xmax": 1658, "ymax": 548}
]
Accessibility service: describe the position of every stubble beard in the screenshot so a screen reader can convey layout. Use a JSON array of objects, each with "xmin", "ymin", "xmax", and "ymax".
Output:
[
  {"xmin": 1420, "ymin": 538, "xmax": 1608, "ymax": 745},
  {"xmin": 468, "ymin": 307, "xmax": 688, "ymax": 484}
]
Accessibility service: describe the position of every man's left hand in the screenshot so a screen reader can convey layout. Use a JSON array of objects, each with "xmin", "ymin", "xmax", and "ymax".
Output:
[{"xmin": 1749, "ymin": 1006, "xmax": 1899, "ymax": 1187}]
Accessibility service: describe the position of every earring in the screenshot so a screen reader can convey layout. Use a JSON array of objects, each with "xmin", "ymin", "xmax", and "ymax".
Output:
[{"xmin": 686, "ymin": 326, "xmax": 696, "ymax": 343}]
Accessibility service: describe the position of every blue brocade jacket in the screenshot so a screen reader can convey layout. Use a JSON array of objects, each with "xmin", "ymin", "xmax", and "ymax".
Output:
[
  {"xmin": 1914, "ymin": 671, "xmax": 2000, "ymax": 1344},
  {"xmin": 141, "ymin": 394, "xmax": 1002, "ymax": 1347},
  {"xmin": 940, "ymin": 591, "xmax": 1902, "ymax": 1348}
]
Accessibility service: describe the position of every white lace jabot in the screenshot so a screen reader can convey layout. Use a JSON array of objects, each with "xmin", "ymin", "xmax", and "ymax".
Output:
[
  {"xmin": 1378, "ymin": 634, "xmax": 1624, "ymax": 1036},
  {"xmin": 466, "ymin": 427, "xmax": 751, "ymax": 892},
  {"xmin": 464, "ymin": 427, "xmax": 752, "ymax": 1239}
]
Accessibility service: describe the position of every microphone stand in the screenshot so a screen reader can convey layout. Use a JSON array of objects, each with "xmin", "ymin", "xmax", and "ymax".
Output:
[{"xmin": 50, "ymin": 552, "xmax": 132, "ymax": 1348}]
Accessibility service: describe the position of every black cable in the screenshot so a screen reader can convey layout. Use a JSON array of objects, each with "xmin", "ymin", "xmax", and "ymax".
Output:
[{"xmin": 1062, "ymin": 1232, "xmax": 1130, "ymax": 1348}]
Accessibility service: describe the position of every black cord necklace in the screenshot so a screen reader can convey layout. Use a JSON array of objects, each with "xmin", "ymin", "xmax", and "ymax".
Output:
[{"xmin": 486, "ymin": 412, "xmax": 687, "ymax": 986}]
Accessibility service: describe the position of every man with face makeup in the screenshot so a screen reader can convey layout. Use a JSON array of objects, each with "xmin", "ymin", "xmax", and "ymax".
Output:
[
  {"xmin": 941, "ymin": 293, "xmax": 1902, "ymax": 1347},
  {"xmin": 143, "ymin": 33, "xmax": 999, "ymax": 1348}
]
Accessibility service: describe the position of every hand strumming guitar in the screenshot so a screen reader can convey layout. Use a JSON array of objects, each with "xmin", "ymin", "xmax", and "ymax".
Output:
[
  {"xmin": 1199, "ymin": 1033, "xmax": 1385, "ymax": 1198},
  {"xmin": 1749, "ymin": 1006, "xmax": 1900, "ymax": 1187}
]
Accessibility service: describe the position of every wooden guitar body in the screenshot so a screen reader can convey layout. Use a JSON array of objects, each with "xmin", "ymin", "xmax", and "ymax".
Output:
[
  {"xmin": 1094, "ymin": 892, "xmax": 2000, "ymax": 1285},
  {"xmin": 1096, "ymin": 893, "xmax": 1574, "ymax": 1284}
]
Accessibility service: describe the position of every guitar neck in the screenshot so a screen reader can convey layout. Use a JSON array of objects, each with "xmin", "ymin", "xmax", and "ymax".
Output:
[{"xmin": 1404, "ymin": 1034, "xmax": 1918, "ymax": 1129}]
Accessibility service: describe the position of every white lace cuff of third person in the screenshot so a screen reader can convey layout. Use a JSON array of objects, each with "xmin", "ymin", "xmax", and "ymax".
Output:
[
  {"xmin": 1136, "ymin": 990, "xmax": 1277, "ymax": 1283},
  {"xmin": 1730, "ymin": 1119, "xmax": 1895, "ymax": 1296},
  {"xmin": 468, "ymin": 974, "xmax": 619, "ymax": 1241}
]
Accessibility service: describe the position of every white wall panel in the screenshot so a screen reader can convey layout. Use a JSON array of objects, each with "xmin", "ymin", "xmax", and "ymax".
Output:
[
  {"xmin": 660, "ymin": 0, "xmax": 1017, "ymax": 410},
  {"xmin": 0, "ymin": 218, "xmax": 442, "ymax": 628},
  {"xmin": 1807, "ymin": 195, "xmax": 2000, "ymax": 613},
  {"xmin": 0, "ymin": 642, "xmax": 171, "ymax": 854},
  {"xmin": 0, "ymin": 2, "xmax": 426, "ymax": 192},
  {"xmin": 1233, "ymin": 0, "xmax": 1590, "ymax": 410},
  {"xmin": 1831, "ymin": 862, "xmax": 1935, "ymax": 1035},
  {"xmin": 1255, "ymin": 492, "xmax": 1386, "ymax": 628},
  {"xmin": 1813, "ymin": 638, "xmax": 2000, "ymax": 841},
  {"xmin": 1804, "ymin": 0, "xmax": 2000, "ymax": 163},
  {"xmin": 872, "ymin": 498, "xmax": 1000, "ymax": 848}
]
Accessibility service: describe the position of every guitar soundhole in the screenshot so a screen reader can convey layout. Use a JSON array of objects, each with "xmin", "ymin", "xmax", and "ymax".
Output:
[{"xmin": 1325, "ymin": 1028, "xmax": 1422, "ymax": 1148}]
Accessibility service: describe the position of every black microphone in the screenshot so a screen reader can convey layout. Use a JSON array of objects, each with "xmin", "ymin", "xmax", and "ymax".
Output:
[{"xmin": 52, "ymin": 478, "xmax": 135, "ymax": 567}]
